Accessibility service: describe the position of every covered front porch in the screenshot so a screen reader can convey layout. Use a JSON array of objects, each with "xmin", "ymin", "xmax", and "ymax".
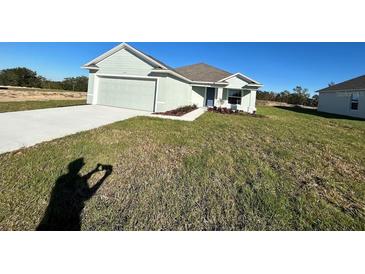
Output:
[
  {"xmin": 191, "ymin": 85, "xmax": 258, "ymax": 113},
  {"xmin": 190, "ymin": 73, "xmax": 262, "ymax": 113}
]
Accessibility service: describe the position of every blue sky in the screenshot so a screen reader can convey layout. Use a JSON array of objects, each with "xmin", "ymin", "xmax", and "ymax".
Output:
[{"xmin": 1, "ymin": 42, "xmax": 365, "ymax": 95}]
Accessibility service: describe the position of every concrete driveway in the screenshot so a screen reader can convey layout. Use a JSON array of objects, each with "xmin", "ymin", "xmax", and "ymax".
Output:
[{"xmin": 0, "ymin": 105, "xmax": 149, "ymax": 154}]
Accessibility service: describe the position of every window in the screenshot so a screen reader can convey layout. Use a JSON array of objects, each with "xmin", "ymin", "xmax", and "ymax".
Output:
[
  {"xmin": 350, "ymin": 93, "xmax": 359, "ymax": 110},
  {"xmin": 228, "ymin": 90, "xmax": 242, "ymax": 105}
]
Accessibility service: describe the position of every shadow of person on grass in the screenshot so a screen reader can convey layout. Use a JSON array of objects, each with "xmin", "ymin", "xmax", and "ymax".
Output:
[{"xmin": 36, "ymin": 158, "xmax": 112, "ymax": 231}]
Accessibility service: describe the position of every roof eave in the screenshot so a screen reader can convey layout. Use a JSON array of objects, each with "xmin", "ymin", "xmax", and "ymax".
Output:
[
  {"xmin": 191, "ymin": 81, "xmax": 228, "ymax": 86},
  {"xmin": 81, "ymin": 66, "xmax": 99, "ymax": 70},
  {"xmin": 243, "ymin": 83, "xmax": 263, "ymax": 89},
  {"xmin": 317, "ymin": 88, "xmax": 365, "ymax": 93}
]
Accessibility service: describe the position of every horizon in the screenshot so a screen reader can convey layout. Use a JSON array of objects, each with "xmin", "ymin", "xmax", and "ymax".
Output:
[{"xmin": 1, "ymin": 42, "xmax": 365, "ymax": 95}]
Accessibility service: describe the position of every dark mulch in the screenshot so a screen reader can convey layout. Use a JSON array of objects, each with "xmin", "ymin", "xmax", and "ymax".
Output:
[
  {"xmin": 153, "ymin": 105, "xmax": 197, "ymax": 117},
  {"xmin": 208, "ymin": 106, "xmax": 265, "ymax": 118}
]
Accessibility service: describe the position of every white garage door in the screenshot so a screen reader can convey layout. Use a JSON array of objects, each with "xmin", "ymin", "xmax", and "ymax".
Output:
[{"xmin": 96, "ymin": 76, "xmax": 156, "ymax": 111}]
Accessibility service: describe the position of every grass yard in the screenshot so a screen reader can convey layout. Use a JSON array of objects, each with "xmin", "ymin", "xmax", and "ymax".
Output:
[
  {"xmin": 0, "ymin": 99, "xmax": 86, "ymax": 113},
  {"xmin": 0, "ymin": 106, "xmax": 364, "ymax": 230}
]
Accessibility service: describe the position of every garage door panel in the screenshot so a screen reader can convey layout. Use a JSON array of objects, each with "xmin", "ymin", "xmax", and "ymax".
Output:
[{"xmin": 97, "ymin": 77, "xmax": 156, "ymax": 111}]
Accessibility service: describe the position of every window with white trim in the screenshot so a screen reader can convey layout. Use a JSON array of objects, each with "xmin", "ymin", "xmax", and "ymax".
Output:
[
  {"xmin": 228, "ymin": 90, "xmax": 242, "ymax": 105},
  {"xmin": 350, "ymin": 93, "xmax": 359, "ymax": 110}
]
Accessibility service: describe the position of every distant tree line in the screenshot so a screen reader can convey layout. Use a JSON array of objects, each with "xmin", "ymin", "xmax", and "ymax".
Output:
[
  {"xmin": 257, "ymin": 86, "xmax": 319, "ymax": 107},
  {"xmin": 0, "ymin": 67, "xmax": 88, "ymax": 92}
]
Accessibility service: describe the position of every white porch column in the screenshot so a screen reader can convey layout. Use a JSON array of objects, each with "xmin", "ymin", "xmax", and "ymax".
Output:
[{"xmin": 216, "ymin": 87, "xmax": 223, "ymax": 107}]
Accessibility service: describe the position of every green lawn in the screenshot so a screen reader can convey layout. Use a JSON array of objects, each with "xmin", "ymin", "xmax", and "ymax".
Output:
[
  {"xmin": 0, "ymin": 106, "xmax": 364, "ymax": 230},
  {"xmin": 0, "ymin": 99, "xmax": 86, "ymax": 113}
]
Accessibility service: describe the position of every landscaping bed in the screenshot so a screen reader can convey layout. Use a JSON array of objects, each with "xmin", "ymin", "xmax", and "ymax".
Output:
[
  {"xmin": 153, "ymin": 105, "xmax": 197, "ymax": 116},
  {"xmin": 208, "ymin": 106, "xmax": 265, "ymax": 117}
]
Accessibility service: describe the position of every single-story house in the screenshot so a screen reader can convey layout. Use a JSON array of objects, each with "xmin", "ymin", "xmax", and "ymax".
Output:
[
  {"xmin": 82, "ymin": 43, "xmax": 262, "ymax": 113},
  {"xmin": 317, "ymin": 75, "xmax": 365, "ymax": 119}
]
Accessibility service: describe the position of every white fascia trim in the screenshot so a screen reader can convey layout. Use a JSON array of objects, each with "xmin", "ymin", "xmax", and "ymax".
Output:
[
  {"xmin": 82, "ymin": 66, "xmax": 99, "ymax": 70},
  {"xmin": 83, "ymin": 43, "xmax": 126, "ymax": 67},
  {"xmin": 242, "ymin": 83, "xmax": 263, "ymax": 88},
  {"xmin": 82, "ymin": 42, "xmax": 168, "ymax": 69},
  {"xmin": 191, "ymin": 83, "xmax": 226, "ymax": 88},
  {"xmin": 191, "ymin": 81, "xmax": 228, "ymax": 86},
  {"xmin": 218, "ymin": 72, "xmax": 261, "ymax": 85}
]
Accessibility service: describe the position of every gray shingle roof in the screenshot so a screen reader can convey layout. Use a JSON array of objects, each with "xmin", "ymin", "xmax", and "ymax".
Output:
[
  {"xmin": 318, "ymin": 74, "xmax": 365, "ymax": 92},
  {"xmin": 145, "ymin": 53, "xmax": 174, "ymax": 70},
  {"xmin": 174, "ymin": 63, "xmax": 233, "ymax": 82}
]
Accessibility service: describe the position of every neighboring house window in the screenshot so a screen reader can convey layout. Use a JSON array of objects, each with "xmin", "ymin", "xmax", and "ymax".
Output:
[
  {"xmin": 228, "ymin": 90, "xmax": 242, "ymax": 105},
  {"xmin": 350, "ymin": 93, "xmax": 359, "ymax": 110}
]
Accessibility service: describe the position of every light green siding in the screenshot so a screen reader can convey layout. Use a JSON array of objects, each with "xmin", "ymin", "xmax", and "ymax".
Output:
[
  {"xmin": 191, "ymin": 86, "xmax": 206, "ymax": 107},
  {"xmin": 225, "ymin": 76, "xmax": 248, "ymax": 89},
  {"xmin": 241, "ymin": 90, "xmax": 251, "ymax": 106},
  {"xmin": 96, "ymin": 76, "xmax": 156, "ymax": 111},
  {"xmin": 97, "ymin": 48, "xmax": 154, "ymax": 76},
  {"xmin": 156, "ymin": 75, "xmax": 192, "ymax": 112}
]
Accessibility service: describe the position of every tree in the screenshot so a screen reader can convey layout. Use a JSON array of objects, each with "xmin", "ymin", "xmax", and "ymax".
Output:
[
  {"xmin": 258, "ymin": 86, "xmax": 312, "ymax": 106},
  {"xmin": 256, "ymin": 90, "xmax": 276, "ymax": 101},
  {"xmin": 0, "ymin": 67, "xmax": 88, "ymax": 92},
  {"xmin": 276, "ymin": 90, "xmax": 291, "ymax": 102},
  {"xmin": 291, "ymin": 86, "xmax": 310, "ymax": 105},
  {"xmin": 0, "ymin": 67, "xmax": 42, "ymax": 87},
  {"xmin": 62, "ymin": 76, "xmax": 88, "ymax": 92},
  {"xmin": 311, "ymin": 94, "xmax": 319, "ymax": 107}
]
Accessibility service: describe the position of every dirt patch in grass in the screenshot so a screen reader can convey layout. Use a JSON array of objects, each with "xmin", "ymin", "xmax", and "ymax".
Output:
[
  {"xmin": 153, "ymin": 105, "xmax": 197, "ymax": 116},
  {"xmin": 0, "ymin": 88, "xmax": 86, "ymax": 102}
]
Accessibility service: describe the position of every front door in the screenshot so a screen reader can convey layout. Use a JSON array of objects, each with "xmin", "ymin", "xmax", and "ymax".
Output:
[{"xmin": 206, "ymin": 88, "xmax": 215, "ymax": 107}]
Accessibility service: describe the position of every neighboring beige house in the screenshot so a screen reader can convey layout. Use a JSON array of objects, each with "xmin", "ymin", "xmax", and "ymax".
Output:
[
  {"xmin": 317, "ymin": 75, "xmax": 365, "ymax": 119},
  {"xmin": 82, "ymin": 43, "xmax": 262, "ymax": 113}
]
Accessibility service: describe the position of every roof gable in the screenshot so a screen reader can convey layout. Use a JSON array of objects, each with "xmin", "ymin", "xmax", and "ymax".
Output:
[
  {"xmin": 225, "ymin": 75, "xmax": 250, "ymax": 89},
  {"xmin": 82, "ymin": 43, "xmax": 169, "ymax": 70},
  {"xmin": 174, "ymin": 63, "xmax": 232, "ymax": 82},
  {"xmin": 218, "ymin": 73, "xmax": 260, "ymax": 85},
  {"xmin": 318, "ymin": 74, "xmax": 365, "ymax": 92}
]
